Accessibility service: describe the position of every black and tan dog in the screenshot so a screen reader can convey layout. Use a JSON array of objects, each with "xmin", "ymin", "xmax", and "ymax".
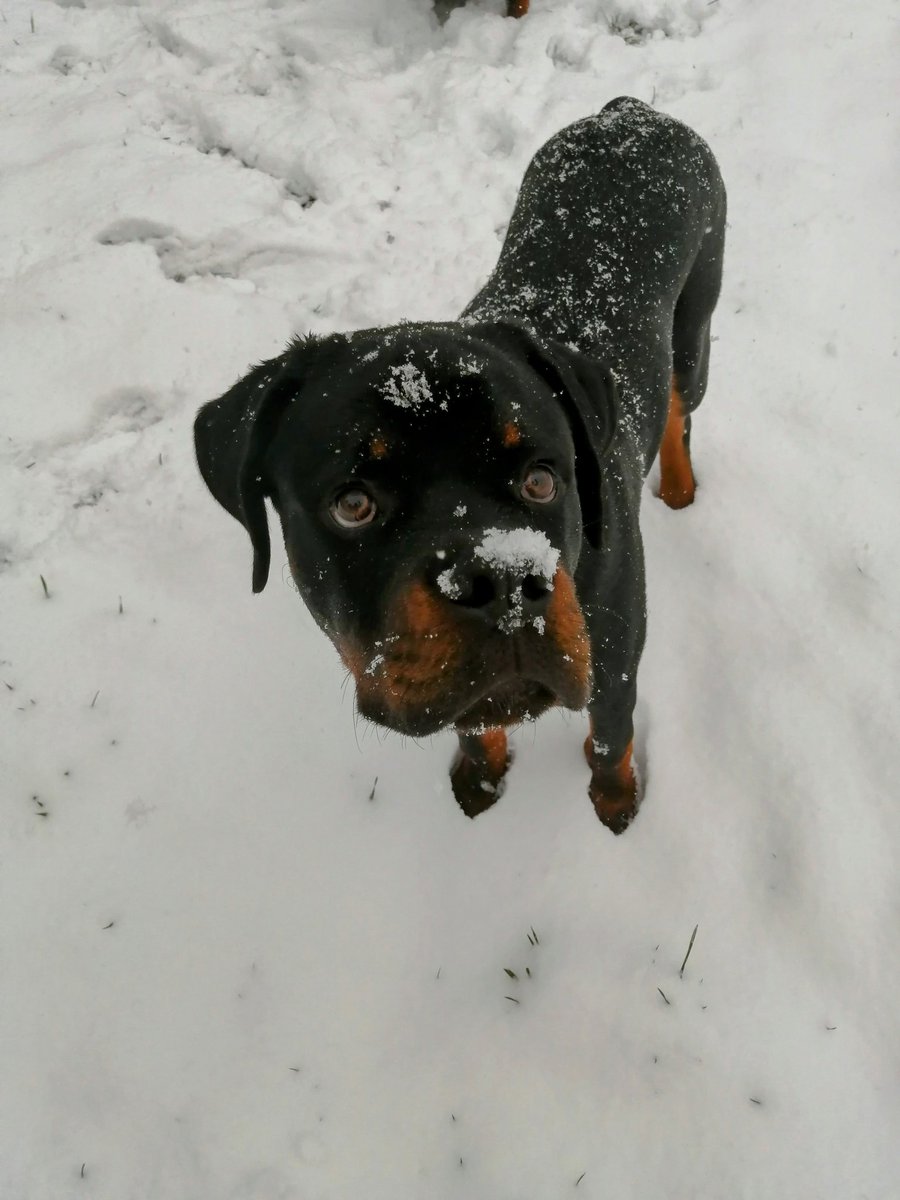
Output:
[{"xmin": 194, "ymin": 97, "xmax": 726, "ymax": 832}]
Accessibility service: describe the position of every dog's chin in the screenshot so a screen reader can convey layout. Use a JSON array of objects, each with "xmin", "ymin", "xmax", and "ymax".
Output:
[
  {"xmin": 451, "ymin": 679, "xmax": 560, "ymax": 732},
  {"xmin": 355, "ymin": 666, "xmax": 588, "ymax": 738},
  {"xmin": 355, "ymin": 678, "xmax": 560, "ymax": 738},
  {"xmin": 346, "ymin": 618, "xmax": 592, "ymax": 738}
]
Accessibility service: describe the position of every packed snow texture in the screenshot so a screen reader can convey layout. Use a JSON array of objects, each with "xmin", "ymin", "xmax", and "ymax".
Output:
[
  {"xmin": 382, "ymin": 359, "xmax": 440, "ymax": 410},
  {"xmin": 474, "ymin": 526, "xmax": 560, "ymax": 582},
  {"xmin": 437, "ymin": 565, "xmax": 463, "ymax": 599},
  {"xmin": 1, "ymin": 1, "xmax": 899, "ymax": 1199}
]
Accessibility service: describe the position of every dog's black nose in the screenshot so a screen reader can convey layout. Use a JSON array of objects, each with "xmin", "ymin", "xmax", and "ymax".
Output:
[{"xmin": 434, "ymin": 553, "xmax": 552, "ymax": 628}]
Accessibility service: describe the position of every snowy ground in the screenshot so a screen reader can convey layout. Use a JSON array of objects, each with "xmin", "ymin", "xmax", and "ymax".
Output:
[{"xmin": 2, "ymin": 1, "xmax": 898, "ymax": 1197}]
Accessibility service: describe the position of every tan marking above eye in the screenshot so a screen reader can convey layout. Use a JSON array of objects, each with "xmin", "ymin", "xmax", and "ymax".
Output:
[
  {"xmin": 502, "ymin": 422, "xmax": 521, "ymax": 447},
  {"xmin": 369, "ymin": 435, "xmax": 389, "ymax": 459}
]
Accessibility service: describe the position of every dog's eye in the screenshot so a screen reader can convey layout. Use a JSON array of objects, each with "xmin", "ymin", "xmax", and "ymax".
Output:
[
  {"xmin": 520, "ymin": 465, "xmax": 557, "ymax": 504},
  {"xmin": 331, "ymin": 487, "xmax": 378, "ymax": 528}
]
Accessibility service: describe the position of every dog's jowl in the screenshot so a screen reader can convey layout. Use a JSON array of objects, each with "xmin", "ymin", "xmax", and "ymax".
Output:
[{"xmin": 194, "ymin": 97, "xmax": 726, "ymax": 832}]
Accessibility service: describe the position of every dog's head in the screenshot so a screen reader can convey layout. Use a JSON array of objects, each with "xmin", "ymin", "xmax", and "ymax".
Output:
[{"xmin": 194, "ymin": 320, "xmax": 619, "ymax": 735}]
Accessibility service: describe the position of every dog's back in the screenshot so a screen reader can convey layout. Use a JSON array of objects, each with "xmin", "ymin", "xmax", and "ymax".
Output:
[{"xmin": 463, "ymin": 96, "xmax": 726, "ymax": 465}]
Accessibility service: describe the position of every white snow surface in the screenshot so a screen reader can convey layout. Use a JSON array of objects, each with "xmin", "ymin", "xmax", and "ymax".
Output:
[{"xmin": 2, "ymin": 1, "xmax": 899, "ymax": 1198}]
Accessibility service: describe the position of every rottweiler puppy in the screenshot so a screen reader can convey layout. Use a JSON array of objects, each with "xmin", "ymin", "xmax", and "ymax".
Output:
[{"xmin": 194, "ymin": 96, "xmax": 726, "ymax": 832}]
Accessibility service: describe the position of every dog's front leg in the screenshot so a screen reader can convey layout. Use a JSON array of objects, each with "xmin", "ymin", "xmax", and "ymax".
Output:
[
  {"xmin": 583, "ymin": 620, "xmax": 642, "ymax": 834},
  {"xmin": 450, "ymin": 728, "xmax": 512, "ymax": 818},
  {"xmin": 584, "ymin": 718, "xmax": 639, "ymax": 835}
]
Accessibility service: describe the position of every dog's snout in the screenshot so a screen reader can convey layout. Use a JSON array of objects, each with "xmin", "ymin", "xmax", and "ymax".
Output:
[{"xmin": 433, "ymin": 550, "xmax": 552, "ymax": 626}]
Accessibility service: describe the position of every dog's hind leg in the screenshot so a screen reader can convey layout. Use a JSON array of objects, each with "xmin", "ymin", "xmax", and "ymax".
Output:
[
  {"xmin": 659, "ymin": 208, "xmax": 726, "ymax": 509},
  {"xmin": 658, "ymin": 381, "xmax": 696, "ymax": 509},
  {"xmin": 450, "ymin": 729, "xmax": 511, "ymax": 818}
]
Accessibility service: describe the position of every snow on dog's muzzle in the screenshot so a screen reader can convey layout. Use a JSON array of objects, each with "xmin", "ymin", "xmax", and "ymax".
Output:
[{"xmin": 436, "ymin": 526, "xmax": 560, "ymax": 634}]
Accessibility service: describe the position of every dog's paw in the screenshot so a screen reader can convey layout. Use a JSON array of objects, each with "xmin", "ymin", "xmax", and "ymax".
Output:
[
  {"xmin": 658, "ymin": 477, "xmax": 696, "ymax": 509},
  {"xmin": 589, "ymin": 774, "xmax": 639, "ymax": 834},
  {"xmin": 584, "ymin": 734, "xmax": 639, "ymax": 833},
  {"xmin": 450, "ymin": 733, "xmax": 512, "ymax": 819}
]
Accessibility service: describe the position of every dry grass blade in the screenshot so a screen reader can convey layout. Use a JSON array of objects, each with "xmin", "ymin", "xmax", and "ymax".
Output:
[{"xmin": 679, "ymin": 924, "xmax": 699, "ymax": 978}]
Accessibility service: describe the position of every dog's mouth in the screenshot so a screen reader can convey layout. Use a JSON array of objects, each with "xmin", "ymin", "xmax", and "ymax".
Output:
[
  {"xmin": 335, "ymin": 565, "xmax": 592, "ymax": 737},
  {"xmin": 348, "ymin": 627, "xmax": 590, "ymax": 738}
]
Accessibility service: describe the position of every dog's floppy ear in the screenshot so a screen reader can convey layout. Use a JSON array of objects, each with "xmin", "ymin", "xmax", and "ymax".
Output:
[
  {"xmin": 472, "ymin": 320, "xmax": 620, "ymax": 550},
  {"xmin": 194, "ymin": 349, "xmax": 304, "ymax": 593}
]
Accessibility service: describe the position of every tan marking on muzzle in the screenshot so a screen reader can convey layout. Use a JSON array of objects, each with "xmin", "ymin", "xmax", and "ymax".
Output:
[
  {"xmin": 355, "ymin": 581, "xmax": 465, "ymax": 717},
  {"xmin": 546, "ymin": 567, "xmax": 591, "ymax": 700}
]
